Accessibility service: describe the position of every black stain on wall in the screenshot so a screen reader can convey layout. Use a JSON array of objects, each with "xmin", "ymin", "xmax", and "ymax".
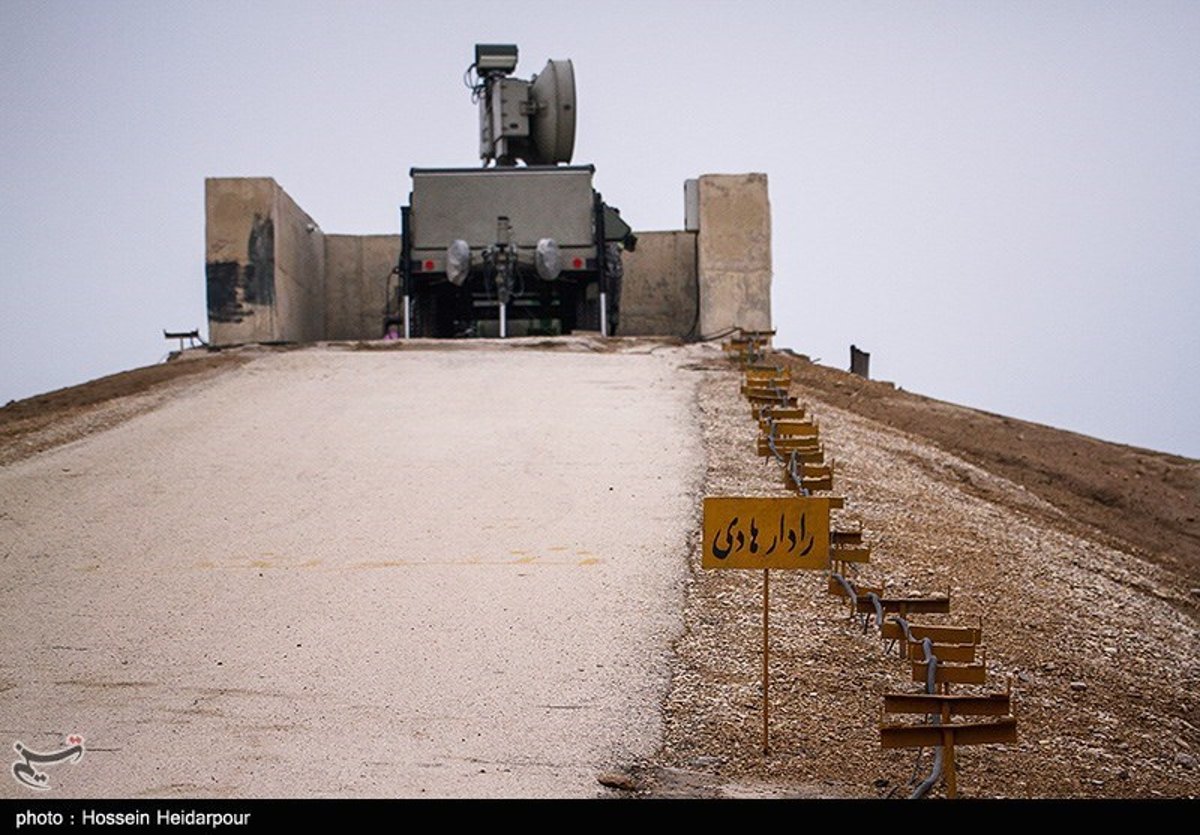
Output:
[
  {"xmin": 206, "ymin": 214, "xmax": 275, "ymax": 323},
  {"xmin": 206, "ymin": 261, "xmax": 244, "ymax": 323},
  {"xmin": 245, "ymin": 215, "xmax": 275, "ymax": 305}
]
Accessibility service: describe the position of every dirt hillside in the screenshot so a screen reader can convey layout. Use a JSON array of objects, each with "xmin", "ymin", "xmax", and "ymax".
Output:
[
  {"xmin": 774, "ymin": 350, "xmax": 1200, "ymax": 589},
  {"xmin": 0, "ymin": 351, "xmax": 249, "ymax": 466},
  {"xmin": 639, "ymin": 346, "xmax": 1198, "ymax": 799}
]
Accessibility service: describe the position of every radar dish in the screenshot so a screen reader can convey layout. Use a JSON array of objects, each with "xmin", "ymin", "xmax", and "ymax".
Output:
[{"xmin": 529, "ymin": 59, "xmax": 576, "ymax": 164}]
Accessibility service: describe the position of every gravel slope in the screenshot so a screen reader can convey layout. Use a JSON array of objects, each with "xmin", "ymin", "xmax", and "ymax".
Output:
[{"xmin": 640, "ymin": 346, "xmax": 1198, "ymax": 799}]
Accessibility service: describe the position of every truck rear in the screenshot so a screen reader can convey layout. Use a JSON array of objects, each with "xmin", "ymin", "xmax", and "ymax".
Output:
[{"xmin": 401, "ymin": 165, "xmax": 631, "ymax": 337}]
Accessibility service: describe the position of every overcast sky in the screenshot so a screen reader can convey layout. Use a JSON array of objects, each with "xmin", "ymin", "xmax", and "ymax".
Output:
[{"xmin": 2, "ymin": 1, "xmax": 1197, "ymax": 457}]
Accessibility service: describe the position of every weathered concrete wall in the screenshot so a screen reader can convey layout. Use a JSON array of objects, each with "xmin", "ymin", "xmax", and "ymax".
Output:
[
  {"xmin": 324, "ymin": 235, "xmax": 400, "ymax": 340},
  {"xmin": 696, "ymin": 173, "xmax": 772, "ymax": 338},
  {"xmin": 206, "ymin": 177, "xmax": 324, "ymax": 345},
  {"xmin": 618, "ymin": 231, "xmax": 697, "ymax": 338},
  {"xmin": 206, "ymin": 178, "xmax": 277, "ymax": 345},
  {"xmin": 273, "ymin": 185, "xmax": 326, "ymax": 343},
  {"xmin": 207, "ymin": 171, "xmax": 771, "ymax": 344}
]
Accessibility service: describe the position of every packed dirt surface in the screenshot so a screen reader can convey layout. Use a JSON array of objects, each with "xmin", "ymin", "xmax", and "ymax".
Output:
[
  {"xmin": 0, "ymin": 339, "xmax": 701, "ymax": 798},
  {"xmin": 1, "ymin": 339, "xmax": 1196, "ymax": 799}
]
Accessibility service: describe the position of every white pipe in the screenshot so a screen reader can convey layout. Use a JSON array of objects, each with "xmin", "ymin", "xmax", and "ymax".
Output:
[
  {"xmin": 599, "ymin": 291, "xmax": 608, "ymax": 337},
  {"xmin": 499, "ymin": 302, "xmax": 507, "ymax": 338},
  {"xmin": 403, "ymin": 294, "xmax": 411, "ymax": 339}
]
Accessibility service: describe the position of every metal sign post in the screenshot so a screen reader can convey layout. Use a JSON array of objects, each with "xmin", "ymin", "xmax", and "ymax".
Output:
[
  {"xmin": 762, "ymin": 567, "xmax": 769, "ymax": 755},
  {"xmin": 702, "ymin": 495, "xmax": 832, "ymax": 755},
  {"xmin": 880, "ymin": 691, "xmax": 1017, "ymax": 798}
]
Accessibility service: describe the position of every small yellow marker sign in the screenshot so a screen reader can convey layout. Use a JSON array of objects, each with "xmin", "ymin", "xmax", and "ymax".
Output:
[
  {"xmin": 701, "ymin": 495, "xmax": 833, "ymax": 755},
  {"xmin": 702, "ymin": 496, "xmax": 831, "ymax": 570}
]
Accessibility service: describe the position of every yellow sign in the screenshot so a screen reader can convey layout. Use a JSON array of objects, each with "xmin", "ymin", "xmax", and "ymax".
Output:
[
  {"xmin": 756, "ymin": 437, "xmax": 822, "ymax": 458},
  {"xmin": 702, "ymin": 496, "xmax": 831, "ymax": 570},
  {"xmin": 744, "ymin": 373, "xmax": 790, "ymax": 386},
  {"xmin": 768, "ymin": 420, "xmax": 818, "ymax": 437}
]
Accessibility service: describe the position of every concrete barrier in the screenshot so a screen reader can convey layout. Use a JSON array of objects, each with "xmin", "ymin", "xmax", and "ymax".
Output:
[
  {"xmin": 325, "ymin": 234, "xmax": 401, "ymax": 340},
  {"xmin": 618, "ymin": 231, "xmax": 697, "ymax": 338},
  {"xmin": 696, "ymin": 173, "xmax": 773, "ymax": 338},
  {"xmin": 206, "ymin": 171, "xmax": 773, "ymax": 345},
  {"xmin": 206, "ymin": 177, "xmax": 324, "ymax": 345}
]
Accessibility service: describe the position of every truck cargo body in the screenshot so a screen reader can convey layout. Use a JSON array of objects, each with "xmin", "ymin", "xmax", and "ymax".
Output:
[{"xmin": 402, "ymin": 165, "xmax": 628, "ymax": 337}]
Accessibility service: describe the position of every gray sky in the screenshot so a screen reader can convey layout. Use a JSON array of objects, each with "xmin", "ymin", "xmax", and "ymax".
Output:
[{"xmin": 2, "ymin": 0, "xmax": 1197, "ymax": 457}]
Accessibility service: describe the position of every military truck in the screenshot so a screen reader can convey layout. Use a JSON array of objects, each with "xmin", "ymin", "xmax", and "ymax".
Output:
[{"xmin": 396, "ymin": 44, "xmax": 635, "ymax": 338}]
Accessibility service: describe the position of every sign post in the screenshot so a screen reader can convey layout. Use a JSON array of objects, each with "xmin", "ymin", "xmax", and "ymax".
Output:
[
  {"xmin": 702, "ymin": 495, "xmax": 832, "ymax": 755},
  {"xmin": 762, "ymin": 567, "xmax": 769, "ymax": 755},
  {"xmin": 880, "ymin": 693, "xmax": 1017, "ymax": 799}
]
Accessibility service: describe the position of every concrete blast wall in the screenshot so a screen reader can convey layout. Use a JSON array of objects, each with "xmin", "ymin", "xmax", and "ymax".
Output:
[
  {"xmin": 207, "ymin": 178, "xmax": 400, "ymax": 345},
  {"xmin": 324, "ymin": 235, "xmax": 401, "ymax": 341},
  {"xmin": 696, "ymin": 173, "xmax": 772, "ymax": 338},
  {"xmin": 275, "ymin": 186, "xmax": 326, "ymax": 343},
  {"xmin": 206, "ymin": 178, "xmax": 325, "ymax": 345},
  {"xmin": 206, "ymin": 172, "xmax": 771, "ymax": 345},
  {"xmin": 618, "ymin": 231, "xmax": 697, "ymax": 338},
  {"xmin": 623, "ymin": 174, "xmax": 773, "ymax": 339}
]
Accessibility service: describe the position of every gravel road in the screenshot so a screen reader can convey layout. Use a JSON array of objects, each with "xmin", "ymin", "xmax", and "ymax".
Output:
[{"xmin": 0, "ymin": 342, "xmax": 703, "ymax": 798}]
